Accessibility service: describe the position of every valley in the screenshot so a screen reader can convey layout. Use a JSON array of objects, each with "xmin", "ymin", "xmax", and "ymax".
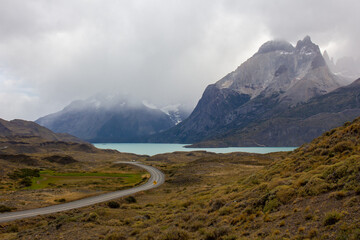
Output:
[
  {"xmin": 1, "ymin": 117, "xmax": 360, "ymax": 239},
  {"xmin": 1, "ymin": 2, "xmax": 360, "ymax": 239},
  {"xmin": 0, "ymin": 36, "xmax": 359, "ymax": 240}
]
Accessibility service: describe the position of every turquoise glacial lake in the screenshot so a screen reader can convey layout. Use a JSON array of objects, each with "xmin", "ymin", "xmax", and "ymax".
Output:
[{"xmin": 93, "ymin": 143, "xmax": 297, "ymax": 156}]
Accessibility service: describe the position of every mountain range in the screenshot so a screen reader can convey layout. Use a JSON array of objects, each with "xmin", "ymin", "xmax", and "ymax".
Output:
[
  {"xmin": 150, "ymin": 36, "xmax": 360, "ymax": 147},
  {"xmin": 35, "ymin": 36, "xmax": 360, "ymax": 147},
  {"xmin": 36, "ymin": 95, "xmax": 189, "ymax": 143}
]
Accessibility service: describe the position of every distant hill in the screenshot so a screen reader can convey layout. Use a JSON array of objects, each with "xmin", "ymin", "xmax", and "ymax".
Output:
[
  {"xmin": 36, "ymin": 95, "xmax": 189, "ymax": 143},
  {"xmin": 0, "ymin": 118, "xmax": 84, "ymax": 144},
  {"xmin": 149, "ymin": 36, "xmax": 360, "ymax": 147},
  {"xmin": 0, "ymin": 118, "xmax": 98, "ymax": 154}
]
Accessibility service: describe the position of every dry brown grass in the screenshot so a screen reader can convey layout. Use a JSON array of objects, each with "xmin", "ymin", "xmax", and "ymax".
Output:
[{"xmin": 1, "ymin": 117, "xmax": 360, "ymax": 239}]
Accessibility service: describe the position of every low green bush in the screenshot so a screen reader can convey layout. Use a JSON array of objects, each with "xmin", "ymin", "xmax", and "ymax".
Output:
[
  {"xmin": 263, "ymin": 198, "xmax": 280, "ymax": 213},
  {"xmin": 125, "ymin": 196, "xmax": 137, "ymax": 203},
  {"xmin": 8, "ymin": 168, "xmax": 40, "ymax": 179},
  {"xmin": 324, "ymin": 211, "xmax": 342, "ymax": 226},
  {"xmin": 107, "ymin": 201, "xmax": 120, "ymax": 208},
  {"xmin": 0, "ymin": 205, "xmax": 12, "ymax": 213},
  {"xmin": 20, "ymin": 177, "xmax": 32, "ymax": 187}
]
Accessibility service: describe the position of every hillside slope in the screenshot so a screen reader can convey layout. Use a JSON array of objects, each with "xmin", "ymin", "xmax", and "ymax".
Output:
[
  {"xmin": 0, "ymin": 118, "xmax": 84, "ymax": 144},
  {"xmin": 191, "ymin": 78, "xmax": 360, "ymax": 147},
  {"xmin": 0, "ymin": 118, "xmax": 99, "ymax": 155}
]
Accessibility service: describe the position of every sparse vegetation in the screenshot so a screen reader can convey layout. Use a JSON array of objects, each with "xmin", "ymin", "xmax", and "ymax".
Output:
[{"xmin": 1, "ymin": 117, "xmax": 360, "ymax": 239}]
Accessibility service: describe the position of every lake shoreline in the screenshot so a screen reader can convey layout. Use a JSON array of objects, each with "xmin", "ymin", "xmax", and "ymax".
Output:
[{"xmin": 93, "ymin": 143, "xmax": 297, "ymax": 156}]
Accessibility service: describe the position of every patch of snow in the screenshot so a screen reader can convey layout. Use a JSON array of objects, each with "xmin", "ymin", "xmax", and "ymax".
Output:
[
  {"xmin": 279, "ymin": 51, "xmax": 292, "ymax": 55},
  {"xmin": 161, "ymin": 104, "xmax": 180, "ymax": 115},
  {"xmin": 161, "ymin": 104, "xmax": 183, "ymax": 125},
  {"xmin": 220, "ymin": 80, "xmax": 233, "ymax": 88},
  {"xmin": 142, "ymin": 100, "xmax": 158, "ymax": 110}
]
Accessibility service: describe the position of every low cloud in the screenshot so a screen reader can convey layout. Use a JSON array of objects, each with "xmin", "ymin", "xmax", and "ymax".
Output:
[{"xmin": 0, "ymin": 0, "xmax": 359, "ymax": 120}]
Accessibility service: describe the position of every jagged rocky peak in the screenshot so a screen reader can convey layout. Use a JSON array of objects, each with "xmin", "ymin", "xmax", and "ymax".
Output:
[
  {"xmin": 257, "ymin": 39, "xmax": 294, "ymax": 54},
  {"xmin": 215, "ymin": 36, "xmax": 341, "ymax": 104},
  {"xmin": 296, "ymin": 35, "xmax": 319, "ymax": 52}
]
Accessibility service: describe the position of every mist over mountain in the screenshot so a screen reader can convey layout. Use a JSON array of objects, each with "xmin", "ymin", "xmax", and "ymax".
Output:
[
  {"xmin": 323, "ymin": 50, "xmax": 360, "ymax": 83},
  {"xmin": 36, "ymin": 94, "xmax": 190, "ymax": 143},
  {"xmin": 150, "ymin": 36, "xmax": 360, "ymax": 147}
]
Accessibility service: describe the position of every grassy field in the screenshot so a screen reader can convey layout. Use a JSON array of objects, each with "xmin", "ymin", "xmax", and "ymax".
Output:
[
  {"xmin": 29, "ymin": 170, "xmax": 144, "ymax": 190},
  {"xmin": 0, "ymin": 151, "xmax": 147, "ymax": 211}
]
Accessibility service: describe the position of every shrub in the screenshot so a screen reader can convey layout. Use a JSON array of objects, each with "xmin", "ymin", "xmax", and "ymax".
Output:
[
  {"xmin": 107, "ymin": 201, "xmax": 120, "ymax": 208},
  {"xmin": 189, "ymin": 220, "xmax": 204, "ymax": 232},
  {"xmin": 20, "ymin": 177, "xmax": 32, "ymax": 187},
  {"xmin": 324, "ymin": 211, "xmax": 342, "ymax": 226},
  {"xmin": 86, "ymin": 212, "xmax": 99, "ymax": 222},
  {"xmin": 302, "ymin": 176, "xmax": 329, "ymax": 196},
  {"xmin": 305, "ymin": 214, "xmax": 314, "ymax": 221},
  {"xmin": 105, "ymin": 232, "xmax": 127, "ymax": 240},
  {"xmin": 208, "ymin": 199, "xmax": 225, "ymax": 212},
  {"xmin": 0, "ymin": 205, "xmax": 12, "ymax": 213},
  {"xmin": 125, "ymin": 196, "xmax": 137, "ymax": 203},
  {"xmin": 308, "ymin": 228, "xmax": 318, "ymax": 238},
  {"xmin": 298, "ymin": 226, "xmax": 305, "ymax": 233},
  {"xmin": 6, "ymin": 224, "xmax": 19, "ymax": 233},
  {"xmin": 8, "ymin": 168, "xmax": 40, "ymax": 179},
  {"xmin": 160, "ymin": 227, "xmax": 189, "ymax": 240},
  {"xmin": 344, "ymin": 197, "xmax": 358, "ymax": 207},
  {"xmin": 275, "ymin": 185, "xmax": 296, "ymax": 204},
  {"xmin": 332, "ymin": 141, "xmax": 354, "ymax": 153},
  {"xmin": 203, "ymin": 226, "xmax": 230, "ymax": 240},
  {"xmin": 355, "ymin": 186, "xmax": 360, "ymax": 195},
  {"xmin": 219, "ymin": 207, "xmax": 232, "ymax": 216},
  {"xmin": 329, "ymin": 191, "xmax": 347, "ymax": 200},
  {"xmin": 263, "ymin": 198, "xmax": 280, "ymax": 213}
]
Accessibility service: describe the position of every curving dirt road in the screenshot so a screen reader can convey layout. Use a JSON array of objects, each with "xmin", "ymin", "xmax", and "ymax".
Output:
[{"xmin": 0, "ymin": 161, "xmax": 164, "ymax": 223}]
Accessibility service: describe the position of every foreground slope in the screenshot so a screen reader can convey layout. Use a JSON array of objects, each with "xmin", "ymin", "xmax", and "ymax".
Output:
[{"xmin": 2, "ymin": 117, "xmax": 360, "ymax": 239}]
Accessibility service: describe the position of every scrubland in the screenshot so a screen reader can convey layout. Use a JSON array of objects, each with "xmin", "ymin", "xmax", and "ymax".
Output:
[{"xmin": 1, "ymin": 118, "xmax": 360, "ymax": 239}]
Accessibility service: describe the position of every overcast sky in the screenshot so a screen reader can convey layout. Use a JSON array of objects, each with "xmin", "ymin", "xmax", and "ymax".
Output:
[{"xmin": 0, "ymin": 0, "xmax": 359, "ymax": 120}]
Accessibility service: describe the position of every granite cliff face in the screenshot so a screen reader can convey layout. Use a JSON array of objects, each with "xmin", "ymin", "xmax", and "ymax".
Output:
[
  {"xmin": 36, "ymin": 95, "xmax": 189, "ymax": 143},
  {"xmin": 216, "ymin": 36, "xmax": 340, "ymax": 104},
  {"xmin": 191, "ymin": 78, "xmax": 360, "ymax": 147},
  {"xmin": 150, "ymin": 36, "xmax": 359, "ymax": 146}
]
